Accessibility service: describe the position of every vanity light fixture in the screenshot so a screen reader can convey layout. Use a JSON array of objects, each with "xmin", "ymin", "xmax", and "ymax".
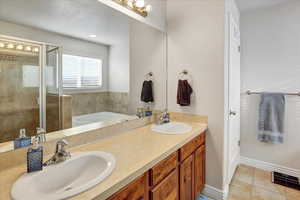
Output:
[
  {"xmin": 89, "ymin": 34, "xmax": 97, "ymax": 38},
  {"xmin": 33, "ymin": 47, "xmax": 39, "ymax": 52},
  {"xmin": 0, "ymin": 40, "xmax": 40, "ymax": 54},
  {"xmin": 135, "ymin": 0, "xmax": 144, "ymax": 8},
  {"xmin": 25, "ymin": 46, "xmax": 32, "ymax": 51},
  {"xmin": 7, "ymin": 43, "xmax": 14, "ymax": 49},
  {"xmin": 111, "ymin": 0, "xmax": 151, "ymax": 17},
  {"xmin": 127, "ymin": 0, "xmax": 133, "ymax": 7},
  {"xmin": 16, "ymin": 45, "xmax": 24, "ymax": 50},
  {"xmin": 145, "ymin": 4, "xmax": 152, "ymax": 12}
]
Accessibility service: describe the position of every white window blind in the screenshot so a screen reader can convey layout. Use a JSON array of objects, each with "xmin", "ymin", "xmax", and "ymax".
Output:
[{"xmin": 63, "ymin": 54, "xmax": 102, "ymax": 88}]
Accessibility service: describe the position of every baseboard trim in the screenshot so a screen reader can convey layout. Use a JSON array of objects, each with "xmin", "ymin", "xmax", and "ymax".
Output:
[
  {"xmin": 240, "ymin": 156, "xmax": 300, "ymax": 178},
  {"xmin": 203, "ymin": 184, "xmax": 228, "ymax": 200}
]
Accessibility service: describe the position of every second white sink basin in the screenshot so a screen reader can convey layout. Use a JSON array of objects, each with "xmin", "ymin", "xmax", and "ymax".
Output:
[
  {"xmin": 151, "ymin": 122, "xmax": 192, "ymax": 134},
  {"xmin": 11, "ymin": 151, "xmax": 116, "ymax": 200}
]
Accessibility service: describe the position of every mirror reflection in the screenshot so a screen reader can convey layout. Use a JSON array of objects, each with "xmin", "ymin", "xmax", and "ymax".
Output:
[{"xmin": 0, "ymin": 0, "xmax": 166, "ymax": 152}]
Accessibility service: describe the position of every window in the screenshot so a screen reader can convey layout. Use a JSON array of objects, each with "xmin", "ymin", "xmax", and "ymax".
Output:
[{"xmin": 63, "ymin": 54, "xmax": 102, "ymax": 88}]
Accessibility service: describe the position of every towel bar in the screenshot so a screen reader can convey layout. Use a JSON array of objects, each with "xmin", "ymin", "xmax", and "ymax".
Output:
[{"xmin": 246, "ymin": 90, "xmax": 300, "ymax": 96}]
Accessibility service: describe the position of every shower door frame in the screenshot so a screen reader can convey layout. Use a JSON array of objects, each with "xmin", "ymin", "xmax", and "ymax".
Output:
[
  {"xmin": 43, "ymin": 44, "xmax": 63, "ymax": 130},
  {"xmin": 0, "ymin": 34, "xmax": 63, "ymax": 132}
]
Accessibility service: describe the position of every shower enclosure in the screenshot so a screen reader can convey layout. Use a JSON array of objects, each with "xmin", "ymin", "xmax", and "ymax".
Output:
[{"xmin": 0, "ymin": 35, "xmax": 62, "ymax": 143}]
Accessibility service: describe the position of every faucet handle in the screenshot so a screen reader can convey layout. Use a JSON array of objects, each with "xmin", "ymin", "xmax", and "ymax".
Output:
[
  {"xmin": 36, "ymin": 127, "xmax": 45, "ymax": 134},
  {"xmin": 55, "ymin": 139, "xmax": 69, "ymax": 153},
  {"xmin": 57, "ymin": 139, "xmax": 68, "ymax": 146}
]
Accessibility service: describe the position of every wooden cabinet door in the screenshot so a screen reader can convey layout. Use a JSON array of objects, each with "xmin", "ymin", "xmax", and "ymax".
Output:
[
  {"xmin": 108, "ymin": 173, "xmax": 148, "ymax": 200},
  {"xmin": 194, "ymin": 145, "xmax": 205, "ymax": 198},
  {"xmin": 150, "ymin": 151, "xmax": 178, "ymax": 186},
  {"xmin": 180, "ymin": 155, "xmax": 194, "ymax": 200},
  {"xmin": 150, "ymin": 168, "xmax": 179, "ymax": 200}
]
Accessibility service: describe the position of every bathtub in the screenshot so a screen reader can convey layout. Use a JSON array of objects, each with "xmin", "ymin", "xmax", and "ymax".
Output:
[{"xmin": 72, "ymin": 112, "xmax": 137, "ymax": 127}]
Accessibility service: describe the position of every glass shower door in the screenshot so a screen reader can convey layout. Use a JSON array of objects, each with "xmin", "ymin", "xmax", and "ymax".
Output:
[
  {"xmin": 0, "ymin": 39, "xmax": 42, "ymax": 143},
  {"xmin": 45, "ymin": 45, "xmax": 62, "ymax": 132}
]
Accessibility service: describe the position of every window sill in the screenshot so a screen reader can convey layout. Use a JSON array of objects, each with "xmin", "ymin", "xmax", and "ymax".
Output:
[{"xmin": 63, "ymin": 87, "xmax": 105, "ymax": 94}]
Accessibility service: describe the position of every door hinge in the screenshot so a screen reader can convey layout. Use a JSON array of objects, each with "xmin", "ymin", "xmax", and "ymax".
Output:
[
  {"xmin": 238, "ymin": 140, "xmax": 241, "ymax": 146},
  {"xmin": 238, "ymin": 46, "xmax": 241, "ymax": 52}
]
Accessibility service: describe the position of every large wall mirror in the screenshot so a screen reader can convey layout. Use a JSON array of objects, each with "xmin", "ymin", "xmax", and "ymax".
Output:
[{"xmin": 0, "ymin": 0, "xmax": 167, "ymax": 153}]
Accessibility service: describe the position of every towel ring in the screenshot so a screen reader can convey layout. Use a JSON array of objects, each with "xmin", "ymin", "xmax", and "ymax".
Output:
[
  {"xmin": 178, "ymin": 70, "xmax": 189, "ymax": 80},
  {"xmin": 145, "ymin": 72, "xmax": 153, "ymax": 81}
]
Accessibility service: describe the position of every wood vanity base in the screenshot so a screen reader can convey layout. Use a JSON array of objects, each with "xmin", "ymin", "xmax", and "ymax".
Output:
[{"xmin": 107, "ymin": 132, "xmax": 206, "ymax": 200}]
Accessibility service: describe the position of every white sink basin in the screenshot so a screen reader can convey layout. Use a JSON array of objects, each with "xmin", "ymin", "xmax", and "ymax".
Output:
[
  {"xmin": 151, "ymin": 122, "xmax": 192, "ymax": 134},
  {"xmin": 11, "ymin": 151, "xmax": 116, "ymax": 200}
]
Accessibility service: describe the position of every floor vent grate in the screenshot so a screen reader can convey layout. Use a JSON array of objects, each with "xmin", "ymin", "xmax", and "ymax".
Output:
[{"xmin": 272, "ymin": 171, "xmax": 300, "ymax": 190}]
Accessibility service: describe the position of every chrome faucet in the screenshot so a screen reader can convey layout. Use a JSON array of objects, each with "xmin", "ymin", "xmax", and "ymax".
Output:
[
  {"xmin": 36, "ymin": 127, "xmax": 46, "ymax": 143},
  {"xmin": 156, "ymin": 111, "xmax": 170, "ymax": 125},
  {"xmin": 43, "ymin": 139, "xmax": 71, "ymax": 166}
]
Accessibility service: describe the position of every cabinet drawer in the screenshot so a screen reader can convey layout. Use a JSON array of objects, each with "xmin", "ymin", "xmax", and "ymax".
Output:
[
  {"xmin": 150, "ymin": 168, "xmax": 179, "ymax": 200},
  {"xmin": 180, "ymin": 132, "xmax": 205, "ymax": 162},
  {"xmin": 150, "ymin": 151, "xmax": 178, "ymax": 186},
  {"xmin": 107, "ymin": 173, "xmax": 148, "ymax": 200}
]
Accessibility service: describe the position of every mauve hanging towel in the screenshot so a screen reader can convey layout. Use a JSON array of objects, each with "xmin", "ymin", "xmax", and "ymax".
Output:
[
  {"xmin": 141, "ymin": 80, "xmax": 154, "ymax": 103},
  {"xmin": 177, "ymin": 79, "xmax": 193, "ymax": 106},
  {"xmin": 258, "ymin": 93, "xmax": 285, "ymax": 144}
]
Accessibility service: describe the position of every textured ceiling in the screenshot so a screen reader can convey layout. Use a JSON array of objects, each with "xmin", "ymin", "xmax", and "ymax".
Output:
[
  {"xmin": 0, "ymin": 0, "xmax": 130, "ymax": 45},
  {"xmin": 236, "ymin": 0, "xmax": 292, "ymax": 12}
]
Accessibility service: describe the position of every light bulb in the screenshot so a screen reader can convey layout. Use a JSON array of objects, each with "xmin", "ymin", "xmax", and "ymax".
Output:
[
  {"xmin": 127, "ymin": 0, "xmax": 133, "ymax": 7},
  {"xmin": 25, "ymin": 46, "xmax": 32, "ymax": 51},
  {"xmin": 33, "ymin": 47, "xmax": 39, "ymax": 52},
  {"xmin": 145, "ymin": 4, "xmax": 152, "ymax": 12},
  {"xmin": 0, "ymin": 42, "xmax": 4, "ymax": 48},
  {"xmin": 7, "ymin": 43, "xmax": 14, "ymax": 49},
  {"xmin": 16, "ymin": 45, "xmax": 23, "ymax": 50},
  {"xmin": 135, "ymin": 0, "xmax": 145, "ymax": 8}
]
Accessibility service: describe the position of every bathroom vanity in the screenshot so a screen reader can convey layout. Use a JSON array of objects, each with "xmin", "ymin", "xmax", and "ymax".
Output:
[
  {"xmin": 0, "ymin": 117, "xmax": 207, "ymax": 200},
  {"xmin": 107, "ymin": 132, "xmax": 205, "ymax": 200}
]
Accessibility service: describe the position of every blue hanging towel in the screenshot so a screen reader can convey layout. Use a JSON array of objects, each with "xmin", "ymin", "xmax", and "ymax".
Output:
[{"xmin": 258, "ymin": 93, "xmax": 285, "ymax": 144}]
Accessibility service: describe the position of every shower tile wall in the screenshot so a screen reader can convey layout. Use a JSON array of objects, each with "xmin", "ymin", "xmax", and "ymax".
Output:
[
  {"xmin": 70, "ymin": 92, "xmax": 129, "ymax": 116},
  {"xmin": 46, "ymin": 94, "xmax": 61, "ymax": 133},
  {"xmin": 0, "ymin": 54, "xmax": 39, "ymax": 143},
  {"xmin": 107, "ymin": 92, "xmax": 129, "ymax": 114}
]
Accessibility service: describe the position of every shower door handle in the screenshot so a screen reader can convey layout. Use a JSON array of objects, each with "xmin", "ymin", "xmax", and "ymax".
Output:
[{"xmin": 230, "ymin": 110, "xmax": 237, "ymax": 116}]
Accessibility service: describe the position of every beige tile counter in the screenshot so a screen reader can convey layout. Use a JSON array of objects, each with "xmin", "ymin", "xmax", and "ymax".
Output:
[{"xmin": 0, "ymin": 121, "xmax": 207, "ymax": 200}]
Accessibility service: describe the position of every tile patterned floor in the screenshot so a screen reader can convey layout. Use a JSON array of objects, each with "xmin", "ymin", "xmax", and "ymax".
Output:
[{"xmin": 228, "ymin": 165, "xmax": 300, "ymax": 200}]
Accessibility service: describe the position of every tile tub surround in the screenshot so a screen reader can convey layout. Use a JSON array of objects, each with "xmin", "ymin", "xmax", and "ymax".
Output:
[
  {"xmin": 70, "ymin": 92, "xmax": 129, "ymax": 116},
  {"xmin": 0, "ymin": 119, "xmax": 207, "ymax": 200},
  {"xmin": 228, "ymin": 165, "xmax": 300, "ymax": 200}
]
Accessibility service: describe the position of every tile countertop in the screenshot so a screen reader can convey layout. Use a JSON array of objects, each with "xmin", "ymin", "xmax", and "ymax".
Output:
[{"xmin": 0, "ymin": 121, "xmax": 207, "ymax": 200}]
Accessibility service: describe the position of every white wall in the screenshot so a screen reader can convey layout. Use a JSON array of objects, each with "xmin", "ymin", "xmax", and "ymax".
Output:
[
  {"xmin": 0, "ymin": 20, "xmax": 109, "ymax": 92},
  {"xmin": 240, "ymin": 0, "xmax": 300, "ymax": 170},
  {"xmin": 129, "ymin": 19, "xmax": 166, "ymax": 114},
  {"xmin": 167, "ymin": 0, "xmax": 226, "ymax": 190},
  {"xmin": 108, "ymin": 18, "xmax": 130, "ymax": 93}
]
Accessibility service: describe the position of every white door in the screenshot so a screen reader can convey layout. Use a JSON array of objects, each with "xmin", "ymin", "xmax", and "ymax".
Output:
[{"xmin": 227, "ymin": 14, "xmax": 241, "ymax": 183}]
